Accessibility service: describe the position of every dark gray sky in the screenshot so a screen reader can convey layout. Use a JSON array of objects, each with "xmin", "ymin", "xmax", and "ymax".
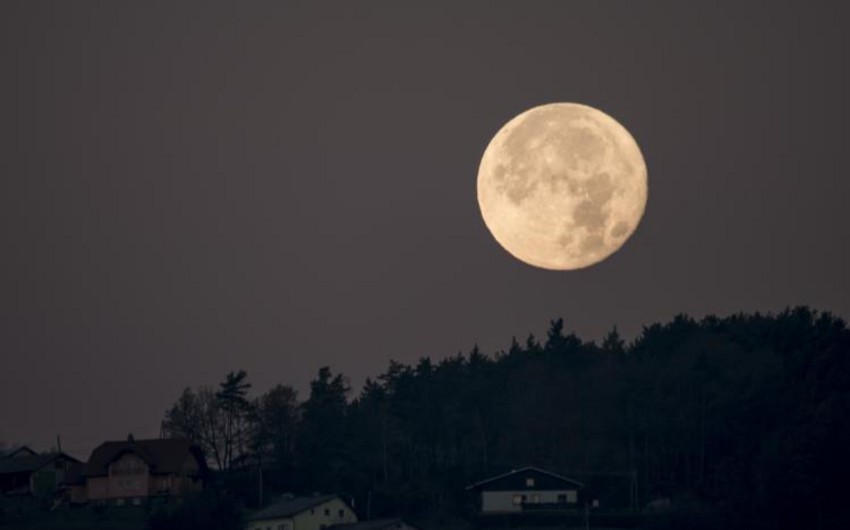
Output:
[{"xmin": 2, "ymin": 1, "xmax": 848, "ymax": 459}]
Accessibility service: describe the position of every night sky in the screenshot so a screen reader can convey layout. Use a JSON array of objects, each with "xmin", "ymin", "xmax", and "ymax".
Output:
[{"xmin": 2, "ymin": 1, "xmax": 848, "ymax": 459}]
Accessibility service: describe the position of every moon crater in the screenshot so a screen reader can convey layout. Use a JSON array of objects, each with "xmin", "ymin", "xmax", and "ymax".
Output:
[{"xmin": 477, "ymin": 103, "xmax": 647, "ymax": 270}]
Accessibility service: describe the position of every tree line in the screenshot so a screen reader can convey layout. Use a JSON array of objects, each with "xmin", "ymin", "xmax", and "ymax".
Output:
[{"xmin": 161, "ymin": 307, "xmax": 850, "ymax": 530}]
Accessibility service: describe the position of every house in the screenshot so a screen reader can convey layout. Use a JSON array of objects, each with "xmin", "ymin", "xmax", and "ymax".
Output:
[
  {"xmin": 330, "ymin": 519, "xmax": 419, "ymax": 530},
  {"xmin": 0, "ymin": 445, "xmax": 81, "ymax": 496},
  {"xmin": 78, "ymin": 435, "xmax": 206, "ymax": 505},
  {"xmin": 62, "ymin": 461, "xmax": 88, "ymax": 504},
  {"xmin": 247, "ymin": 494, "xmax": 357, "ymax": 530},
  {"xmin": 465, "ymin": 466, "xmax": 584, "ymax": 514},
  {"xmin": 4, "ymin": 446, "xmax": 38, "ymax": 459}
]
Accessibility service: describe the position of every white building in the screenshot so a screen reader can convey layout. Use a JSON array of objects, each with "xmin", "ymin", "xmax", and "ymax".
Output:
[
  {"xmin": 466, "ymin": 466, "xmax": 584, "ymax": 514},
  {"xmin": 247, "ymin": 494, "xmax": 357, "ymax": 530}
]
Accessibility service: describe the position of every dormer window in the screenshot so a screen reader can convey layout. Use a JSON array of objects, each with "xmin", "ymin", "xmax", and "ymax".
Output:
[{"xmin": 526, "ymin": 477, "xmax": 535, "ymax": 487}]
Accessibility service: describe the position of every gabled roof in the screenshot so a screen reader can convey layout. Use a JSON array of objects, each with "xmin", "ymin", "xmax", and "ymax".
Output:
[
  {"xmin": 249, "ymin": 494, "xmax": 345, "ymax": 521},
  {"xmin": 0, "ymin": 452, "xmax": 80, "ymax": 475},
  {"xmin": 84, "ymin": 438, "xmax": 205, "ymax": 477},
  {"xmin": 5, "ymin": 446, "xmax": 38, "ymax": 458},
  {"xmin": 0, "ymin": 454, "xmax": 53, "ymax": 474},
  {"xmin": 465, "ymin": 466, "xmax": 584, "ymax": 490},
  {"xmin": 330, "ymin": 519, "xmax": 414, "ymax": 530}
]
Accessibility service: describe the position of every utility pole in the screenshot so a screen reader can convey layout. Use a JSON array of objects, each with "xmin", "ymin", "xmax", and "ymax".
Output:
[
  {"xmin": 258, "ymin": 457, "xmax": 264, "ymax": 508},
  {"xmin": 630, "ymin": 469, "xmax": 638, "ymax": 514}
]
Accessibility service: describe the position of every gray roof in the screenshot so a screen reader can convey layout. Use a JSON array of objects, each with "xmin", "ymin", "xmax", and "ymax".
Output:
[
  {"xmin": 330, "ymin": 519, "xmax": 413, "ymax": 530},
  {"xmin": 249, "ymin": 494, "xmax": 343, "ymax": 521},
  {"xmin": 465, "ymin": 466, "xmax": 585, "ymax": 490},
  {"xmin": 0, "ymin": 452, "xmax": 80, "ymax": 475},
  {"xmin": 0, "ymin": 454, "xmax": 53, "ymax": 474}
]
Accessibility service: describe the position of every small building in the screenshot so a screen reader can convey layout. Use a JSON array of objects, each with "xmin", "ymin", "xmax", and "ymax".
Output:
[
  {"xmin": 466, "ymin": 466, "xmax": 584, "ymax": 514},
  {"xmin": 330, "ymin": 519, "xmax": 419, "ymax": 530},
  {"xmin": 0, "ymin": 446, "xmax": 81, "ymax": 496},
  {"xmin": 247, "ymin": 494, "xmax": 357, "ymax": 530},
  {"xmin": 80, "ymin": 435, "xmax": 206, "ymax": 505}
]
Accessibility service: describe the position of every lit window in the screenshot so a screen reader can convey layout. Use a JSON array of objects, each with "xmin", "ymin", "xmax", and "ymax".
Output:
[
  {"xmin": 526, "ymin": 477, "xmax": 535, "ymax": 487},
  {"xmin": 513, "ymin": 494, "xmax": 523, "ymax": 506}
]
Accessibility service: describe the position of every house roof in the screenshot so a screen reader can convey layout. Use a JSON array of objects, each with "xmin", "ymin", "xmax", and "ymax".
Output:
[
  {"xmin": 84, "ymin": 438, "xmax": 205, "ymax": 477},
  {"xmin": 465, "ymin": 466, "xmax": 584, "ymax": 490},
  {"xmin": 5, "ymin": 446, "xmax": 38, "ymax": 458},
  {"xmin": 330, "ymin": 519, "xmax": 413, "ymax": 530},
  {"xmin": 0, "ymin": 454, "xmax": 53, "ymax": 474},
  {"xmin": 0, "ymin": 452, "xmax": 80, "ymax": 475},
  {"xmin": 249, "ymin": 494, "xmax": 344, "ymax": 521}
]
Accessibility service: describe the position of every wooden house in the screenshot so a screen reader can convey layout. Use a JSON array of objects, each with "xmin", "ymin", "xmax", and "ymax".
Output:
[
  {"xmin": 79, "ymin": 435, "xmax": 206, "ymax": 505},
  {"xmin": 0, "ymin": 445, "xmax": 80, "ymax": 496}
]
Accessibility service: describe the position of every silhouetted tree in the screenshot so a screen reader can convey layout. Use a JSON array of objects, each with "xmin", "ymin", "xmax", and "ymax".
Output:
[
  {"xmin": 216, "ymin": 370, "xmax": 253, "ymax": 471},
  {"xmin": 296, "ymin": 367, "xmax": 350, "ymax": 492},
  {"xmin": 252, "ymin": 384, "xmax": 299, "ymax": 491},
  {"xmin": 160, "ymin": 308, "xmax": 850, "ymax": 529},
  {"xmin": 162, "ymin": 386, "xmax": 227, "ymax": 471}
]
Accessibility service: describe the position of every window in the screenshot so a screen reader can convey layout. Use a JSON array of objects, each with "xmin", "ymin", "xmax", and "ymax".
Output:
[
  {"xmin": 116, "ymin": 498, "xmax": 125, "ymax": 507},
  {"xmin": 566, "ymin": 491, "xmax": 577, "ymax": 504},
  {"xmin": 338, "ymin": 509, "xmax": 344, "ymax": 518},
  {"xmin": 512, "ymin": 494, "xmax": 527, "ymax": 506},
  {"xmin": 526, "ymin": 477, "xmax": 535, "ymax": 487},
  {"xmin": 132, "ymin": 498, "xmax": 141, "ymax": 506},
  {"xmin": 324, "ymin": 508, "xmax": 330, "ymax": 516},
  {"xmin": 531, "ymin": 494, "xmax": 540, "ymax": 504},
  {"xmin": 557, "ymin": 494, "xmax": 567, "ymax": 504}
]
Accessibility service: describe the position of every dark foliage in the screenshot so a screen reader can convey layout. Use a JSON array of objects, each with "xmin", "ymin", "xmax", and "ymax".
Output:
[
  {"xmin": 147, "ymin": 492, "xmax": 243, "ymax": 530},
  {"xmin": 163, "ymin": 307, "xmax": 850, "ymax": 530}
]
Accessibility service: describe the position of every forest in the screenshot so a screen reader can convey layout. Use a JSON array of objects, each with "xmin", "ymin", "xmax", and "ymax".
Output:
[{"xmin": 161, "ymin": 307, "xmax": 850, "ymax": 530}]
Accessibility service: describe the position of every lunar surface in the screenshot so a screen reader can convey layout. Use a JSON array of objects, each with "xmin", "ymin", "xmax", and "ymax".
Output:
[{"xmin": 477, "ymin": 103, "xmax": 647, "ymax": 270}]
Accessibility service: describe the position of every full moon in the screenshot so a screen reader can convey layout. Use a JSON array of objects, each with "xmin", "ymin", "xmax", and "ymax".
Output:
[{"xmin": 477, "ymin": 102, "xmax": 647, "ymax": 270}]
